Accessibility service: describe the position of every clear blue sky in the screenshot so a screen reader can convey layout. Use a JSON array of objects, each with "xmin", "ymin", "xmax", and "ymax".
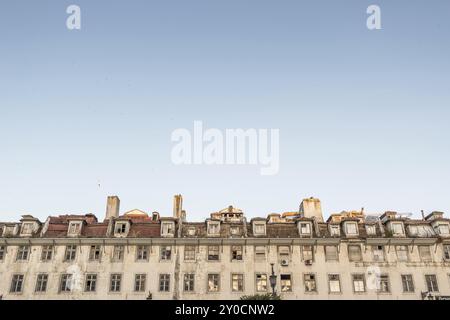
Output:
[{"xmin": 1, "ymin": 0, "xmax": 449, "ymax": 222}]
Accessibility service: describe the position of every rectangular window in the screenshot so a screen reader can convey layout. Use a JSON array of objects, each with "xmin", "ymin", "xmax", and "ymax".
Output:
[
  {"xmin": 64, "ymin": 245, "xmax": 77, "ymax": 262},
  {"xmin": 419, "ymin": 246, "xmax": 432, "ymax": 262},
  {"xmin": 159, "ymin": 274, "xmax": 170, "ymax": 292},
  {"xmin": 346, "ymin": 223, "xmax": 358, "ymax": 235},
  {"xmin": 184, "ymin": 274, "xmax": 195, "ymax": 292},
  {"xmin": 60, "ymin": 274, "xmax": 72, "ymax": 292},
  {"xmin": 330, "ymin": 225, "xmax": 340, "ymax": 236},
  {"xmin": 378, "ymin": 275, "xmax": 390, "ymax": 293},
  {"xmin": 160, "ymin": 246, "xmax": 172, "ymax": 260},
  {"xmin": 16, "ymin": 245, "xmax": 29, "ymax": 261},
  {"xmin": 254, "ymin": 246, "xmax": 266, "ymax": 261},
  {"xmin": 256, "ymin": 274, "xmax": 267, "ymax": 292},
  {"xmin": 112, "ymin": 245, "xmax": 124, "ymax": 262},
  {"xmin": 134, "ymin": 274, "xmax": 146, "ymax": 292},
  {"xmin": 280, "ymin": 274, "xmax": 292, "ymax": 292},
  {"xmin": 372, "ymin": 245, "xmax": 385, "ymax": 262},
  {"xmin": 0, "ymin": 246, "xmax": 6, "ymax": 261},
  {"xmin": 425, "ymin": 275, "xmax": 439, "ymax": 292},
  {"xmin": 300, "ymin": 223, "xmax": 311, "ymax": 235},
  {"xmin": 41, "ymin": 245, "xmax": 53, "ymax": 261},
  {"xmin": 208, "ymin": 245, "xmax": 220, "ymax": 261},
  {"xmin": 396, "ymin": 245, "xmax": 409, "ymax": 262},
  {"xmin": 115, "ymin": 222, "xmax": 127, "ymax": 234},
  {"xmin": 21, "ymin": 223, "xmax": 33, "ymax": 234},
  {"xmin": 35, "ymin": 274, "xmax": 48, "ymax": 293},
  {"xmin": 391, "ymin": 223, "xmax": 404, "ymax": 236},
  {"xmin": 68, "ymin": 222, "xmax": 81, "ymax": 235},
  {"xmin": 254, "ymin": 224, "xmax": 265, "ymax": 235},
  {"xmin": 10, "ymin": 274, "xmax": 24, "ymax": 293},
  {"xmin": 184, "ymin": 245, "xmax": 196, "ymax": 261},
  {"xmin": 110, "ymin": 274, "xmax": 122, "ymax": 292},
  {"xmin": 443, "ymin": 245, "xmax": 450, "ymax": 261},
  {"xmin": 348, "ymin": 245, "xmax": 362, "ymax": 262},
  {"xmin": 231, "ymin": 245, "xmax": 243, "ymax": 261},
  {"xmin": 352, "ymin": 274, "xmax": 366, "ymax": 293},
  {"xmin": 85, "ymin": 274, "xmax": 97, "ymax": 292},
  {"xmin": 207, "ymin": 222, "xmax": 220, "ymax": 235},
  {"xmin": 208, "ymin": 274, "xmax": 220, "ymax": 292},
  {"xmin": 325, "ymin": 246, "xmax": 339, "ymax": 261},
  {"xmin": 136, "ymin": 246, "xmax": 149, "ymax": 261},
  {"xmin": 302, "ymin": 245, "xmax": 314, "ymax": 262},
  {"xmin": 328, "ymin": 274, "xmax": 341, "ymax": 293},
  {"xmin": 161, "ymin": 222, "xmax": 174, "ymax": 235},
  {"xmin": 401, "ymin": 274, "xmax": 415, "ymax": 293},
  {"xmin": 304, "ymin": 274, "xmax": 317, "ymax": 292},
  {"xmin": 231, "ymin": 274, "xmax": 244, "ymax": 292},
  {"xmin": 89, "ymin": 245, "xmax": 101, "ymax": 261}
]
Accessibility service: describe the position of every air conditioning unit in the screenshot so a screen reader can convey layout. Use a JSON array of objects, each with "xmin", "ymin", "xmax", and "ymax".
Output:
[
  {"xmin": 280, "ymin": 259, "xmax": 289, "ymax": 266},
  {"xmin": 305, "ymin": 259, "xmax": 313, "ymax": 266}
]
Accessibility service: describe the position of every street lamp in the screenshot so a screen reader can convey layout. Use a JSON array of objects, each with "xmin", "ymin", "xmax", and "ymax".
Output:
[{"xmin": 269, "ymin": 263, "xmax": 277, "ymax": 297}]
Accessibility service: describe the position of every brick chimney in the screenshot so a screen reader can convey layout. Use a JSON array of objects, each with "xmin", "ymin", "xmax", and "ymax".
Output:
[{"xmin": 105, "ymin": 196, "xmax": 120, "ymax": 220}]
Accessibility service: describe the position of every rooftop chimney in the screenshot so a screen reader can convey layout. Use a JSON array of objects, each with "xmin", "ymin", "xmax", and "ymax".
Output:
[
  {"xmin": 105, "ymin": 196, "xmax": 120, "ymax": 221},
  {"xmin": 299, "ymin": 197, "xmax": 324, "ymax": 222},
  {"xmin": 173, "ymin": 194, "xmax": 183, "ymax": 219}
]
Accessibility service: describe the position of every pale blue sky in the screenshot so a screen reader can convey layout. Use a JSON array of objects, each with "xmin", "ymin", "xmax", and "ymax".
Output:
[{"xmin": 0, "ymin": 0, "xmax": 449, "ymax": 222}]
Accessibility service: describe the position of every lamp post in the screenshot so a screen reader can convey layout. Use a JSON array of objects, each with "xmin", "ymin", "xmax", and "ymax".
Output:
[{"xmin": 269, "ymin": 263, "xmax": 277, "ymax": 297}]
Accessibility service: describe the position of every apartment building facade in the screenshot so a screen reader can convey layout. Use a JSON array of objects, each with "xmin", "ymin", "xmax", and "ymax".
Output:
[{"xmin": 1, "ymin": 195, "xmax": 450, "ymax": 300}]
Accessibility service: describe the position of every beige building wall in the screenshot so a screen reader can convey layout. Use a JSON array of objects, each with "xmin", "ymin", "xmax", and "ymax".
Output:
[{"xmin": 1, "ymin": 241, "xmax": 450, "ymax": 300}]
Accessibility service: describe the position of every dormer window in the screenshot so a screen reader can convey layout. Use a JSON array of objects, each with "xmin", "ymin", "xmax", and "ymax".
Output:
[
  {"xmin": 2, "ymin": 225, "xmax": 18, "ymax": 237},
  {"xmin": 434, "ymin": 223, "xmax": 450, "ymax": 236},
  {"xmin": 329, "ymin": 225, "xmax": 340, "ymax": 236},
  {"xmin": 366, "ymin": 225, "xmax": 376, "ymax": 236},
  {"xmin": 161, "ymin": 221, "xmax": 175, "ymax": 237},
  {"xmin": 68, "ymin": 221, "xmax": 82, "ymax": 236},
  {"xmin": 207, "ymin": 221, "xmax": 220, "ymax": 236},
  {"xmin": 344, "ymin": 222, "xmax": 358, "ymax": 236},
  {"xmin": 299, "ymin": 222, "xmax": 312, "ymax": 236},
  {"xmin": 230, "ymin": 226, "xmax": 240, "ymax": 235},
  {"xmin": 20, "ymin": 223, "xmax": 34, "ymax": 235},
  {"xmin": 114, "ymin": 221, "xmax": 129, "ymax": 237},
  {"xmin": 253, "ymin": 222, "xmax": 266, "ymax": 236},
  {"xmin": 187, "ymin": 227, "xmax": 196, "ymax": 236},
  {"xmin": 390, "ymin": 222, "xmax": 404, "ymax": 236}
]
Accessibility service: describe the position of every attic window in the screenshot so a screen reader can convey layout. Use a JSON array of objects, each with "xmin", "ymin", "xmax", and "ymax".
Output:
[
  {"xmin": 435, "ymin": 223, "xmax": 450, "ymax": 236},
  {"xmin": 114, "ymin": 222, "xmax": 128, "ymax": 235},
  {"xmin": 68, "ymin": 221, "xmax": 82, "ymax": 235},
  {"xmin": 300, "ymin": 223, "xmax": 311, "ymax": 235},
  {"xmin": 230, "ymin": 226, "xmax": 240, "ymax": 235},
  {"xmin": 20, "ymin": 223, "xmax": 33, "ymax": 235},
  {"xmin": 345, "ymin": 222, "xmax": 358, "ymax": 235},
  {"xmin": 161, "ymin": 222, "xmax": 175, "ymax": 236},
  {"xmin": 187, "ymin": 227, "xmax": 196, "ymax": 236},
  {"xmin": 366, "ymin": 225, "xmax": 376, "ymax": 236},
  {"xmin": 391, "ymin": 222, "xmax": 404, "ymax": 236},
  {"xmin": 207, "ymin": 221, "xmax": 220, "ymax": 235},
  {"xmin": 330, "ymin": 225, "xmax": 340, "ymax": 236},
  {"xmin": 253, "ymin": 223, "xmax": 266, "ymax": 236}
]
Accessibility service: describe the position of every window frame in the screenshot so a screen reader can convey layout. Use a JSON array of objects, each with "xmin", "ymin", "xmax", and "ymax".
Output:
[
  {"xmin": 328, "ymin": 274, "xmax": 341, "ymax": 294},
  {"xmin": 10, "ymin": 274, "xmax": 25, "ymax": 294},
  {"xmin": 35, "ymin": 273, "xmax": 48, "ymax": 293}
]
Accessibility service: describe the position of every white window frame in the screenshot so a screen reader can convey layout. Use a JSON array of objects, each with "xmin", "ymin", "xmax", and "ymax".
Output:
[{"xmin": 345, "ymin": 222, "xmax": 358, "ymax": 236}]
